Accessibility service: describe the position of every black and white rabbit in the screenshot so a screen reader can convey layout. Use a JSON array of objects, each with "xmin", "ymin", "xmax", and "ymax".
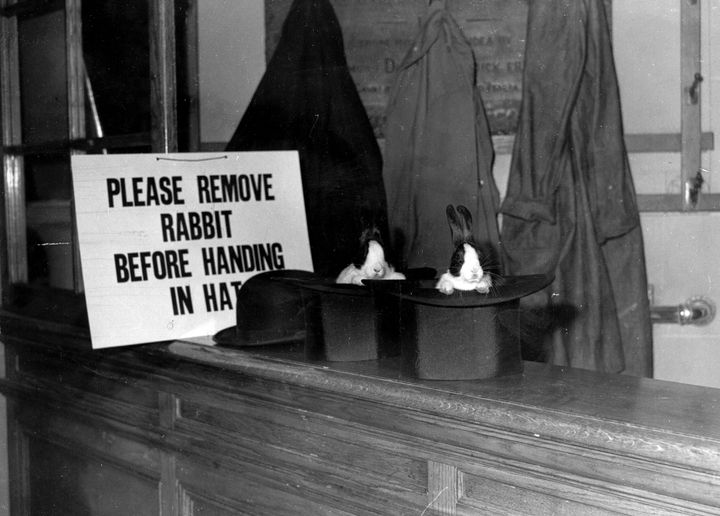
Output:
[
  {"xmin": 336, "ymin": 226, "xmax": 406, "ymax": 285},
  {"xmin": 435, "ymin": 205, "xmax": 492, "ymax": 295}
]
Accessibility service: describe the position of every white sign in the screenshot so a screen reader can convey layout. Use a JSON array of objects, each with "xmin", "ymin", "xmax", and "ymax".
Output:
[{"xmin": 71, "ymin": 151, "xmax": 313, "ymax": 349}]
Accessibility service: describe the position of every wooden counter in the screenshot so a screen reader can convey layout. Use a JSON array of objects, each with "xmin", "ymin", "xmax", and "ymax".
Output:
[{"xmin": 2, "ymin": 314, "xmax": 720, "ymax": 515}]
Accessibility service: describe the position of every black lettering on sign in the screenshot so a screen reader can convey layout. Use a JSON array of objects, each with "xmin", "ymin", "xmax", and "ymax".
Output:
[
  {"xmin": 160, "ymin": 210, "xmax": 233, "ymax": 242},
  {"xmin": 200, "ymin": 243, "xmax": 285, "ymax": 276},
  {"xmin": 196, "ymin": 174, "xmax": 275, "ymax": 203},
  {"xmin": 203, "ymin": 281, "xmax": 243, "ymax": 312},
  {"xmin": 170, "ymin": 285, "xmax": 194, "ymax": 315},
  {"xmin": 106, "ymin": 176, "xmax": 184, "ymax": 208},
  {"xmin": 113, "ymin": 249, "xmax": 192, "ymax": 282}
]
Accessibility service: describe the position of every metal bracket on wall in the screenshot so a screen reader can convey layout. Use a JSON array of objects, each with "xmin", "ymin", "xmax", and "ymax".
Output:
[
  {"xmin": 650, "ymin": 296, "xmax": 716, "ymax": 326},
  {"xmin": 686, "ymin": 168, "xmax": 705, "ymax": 207}
]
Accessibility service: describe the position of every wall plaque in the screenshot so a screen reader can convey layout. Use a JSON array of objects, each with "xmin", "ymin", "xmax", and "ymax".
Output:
[{"xmin": 265, "ymin": 0, "xmax": 528, "ymax": 136}]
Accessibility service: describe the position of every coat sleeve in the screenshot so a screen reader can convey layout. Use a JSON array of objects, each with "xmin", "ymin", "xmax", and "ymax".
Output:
[
  {"xmin": 500, "ymin": 0, "xmax": 639, "ymax": 243},
  {"xmin": 500, "ymin": 0, "xmax": 588, "ymax": 225}
]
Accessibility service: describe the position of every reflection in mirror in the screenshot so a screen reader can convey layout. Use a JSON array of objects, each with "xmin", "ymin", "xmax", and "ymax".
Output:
[
  {"xmin": 16, "ymin": 1, "xmax": 154, "ymax": 289},
  {"xmin": 82, "ymin": 1, "xmax": 151, "ymax": 150},
  {"xmin": 17, "ymin": 7, "xmax": 72, "ymax": 288}
]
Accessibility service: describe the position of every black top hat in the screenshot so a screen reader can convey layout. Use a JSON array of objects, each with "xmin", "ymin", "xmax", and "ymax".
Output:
[{"xmin": 213, "ymin": 269, "xmax": 317, "ymax": 347}]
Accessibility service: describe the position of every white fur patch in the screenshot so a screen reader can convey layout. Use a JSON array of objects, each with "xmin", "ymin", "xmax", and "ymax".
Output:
[
  {"xmin": 435, "ymin": 244, "xmax": 491, "ymax": 295},
  {"xmin": 459, "ymin": 243, "xmax": 483, "ymax": 283},
  {"xmin": 336, "ymin": 240, "xmax": 406, "ymax": 285}
]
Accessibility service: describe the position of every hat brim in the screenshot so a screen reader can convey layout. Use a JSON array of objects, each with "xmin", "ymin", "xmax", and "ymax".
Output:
[
  {"xmin": 364, "ymin": 273, "xmax": 553, "ymax": 307},
  {"xmin": 284, "ymin": 267, "xmax": 436, "ymax": 297},
  {"xmin": 212, "ymin": 325, "xmax": 305, "ymax": 347}
]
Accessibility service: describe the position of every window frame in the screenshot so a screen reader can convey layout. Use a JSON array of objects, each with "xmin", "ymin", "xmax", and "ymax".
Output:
[{"xmin": 0, "ymin": 0, "xmax": 181, "ymax": 322}]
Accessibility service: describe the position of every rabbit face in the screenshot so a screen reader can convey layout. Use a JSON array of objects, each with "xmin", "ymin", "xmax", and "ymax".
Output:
[
  {"xmin": 458, "ymin": 244, "xmax": 484, "ymax": 283},
  {"xmin": 360, "ymin": 240, "xmax": 389, "ymax": 279}
]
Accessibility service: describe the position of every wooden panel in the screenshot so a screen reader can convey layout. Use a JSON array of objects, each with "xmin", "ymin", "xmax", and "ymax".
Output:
[
  {"xmin": 177, "ymin": 457, "xmax": 360, "ymax": 516},
  {"xmin": 7, "ymin": 373, "xmax": 162, "ymax": 516},
  {"xmin": 459, "ymin": 463, "xmax": 712, "ymax": 516},
  {"xmin": 460, "ymin": 472, "xmax": 618, "ymax": 516},
  {"xmin": 16, "ymin": 408, "xmax": 161, "ymax": 476},
  {"xmin": 180, "ymin": 489, "xmax": 241, "ymax": 516},
  {"xmin": 12, "ymin": 346, "xmax": 159, "ymax": 412},
  {"xmin": 27, "ymin": 436, "xmax": 158, "ymax": 516},
  {"xmin": 175, "ymin": 397, "xmax": 428, "ymax": 514},
  {"xmin": 625, "ymin": 132, "xmax": 714, "ymax": 153},
  {"xmin": 637, "ymin": 193, "xmax": 720, "ymax": 212},
  {"xmin": 178, "ymin": 399, "xmax": 426, "ymax": 490},
  {"xmin": 427, "ymin": 461, "xmax": 459, "ymax": 516},
  {"xmin": 2, "ymin": 346, "xmax": 161, "ymax": 440}
]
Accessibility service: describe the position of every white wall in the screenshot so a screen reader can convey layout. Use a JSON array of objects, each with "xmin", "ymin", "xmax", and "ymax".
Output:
[
  {"xmin": 613, "ymin": 0, "xmax": 720, "ymax": 387},
  {"xmin": 641, "ymin": 212, "xmax": 720, "ymax": 387},
  {"xmin": 198, "ymin": 0, "xmax": 265, "ymax": 144}
]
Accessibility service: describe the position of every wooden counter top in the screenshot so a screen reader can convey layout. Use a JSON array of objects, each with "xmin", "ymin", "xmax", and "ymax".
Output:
[
  {"xmin": 169, "ymin": 340, "xmax": 720, "ymax": 473},
  {"xmin": 2, "ymin": 314, "xmax": 720, "ymax": 514}
]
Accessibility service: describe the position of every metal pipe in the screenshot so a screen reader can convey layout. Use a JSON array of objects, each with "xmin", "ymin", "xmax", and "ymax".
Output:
[{"xmin": 650, "ymin": 296, "xmax": 715, "ymax": 326}]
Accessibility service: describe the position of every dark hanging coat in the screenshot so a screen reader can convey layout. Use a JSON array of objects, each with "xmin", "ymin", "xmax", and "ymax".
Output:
[
  {"xmin": 226, "ymin": 0, "xmax": 389, "ymax": 277},
  {"xmin": 500, "ymin": 0, "xmax": 653, "ymax": 376},
  {"xmin": 383, "ymin": 0, "xmax": 502, "ymax": 273}
]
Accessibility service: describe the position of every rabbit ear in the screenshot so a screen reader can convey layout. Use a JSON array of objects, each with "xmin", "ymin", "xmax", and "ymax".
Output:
[
  {"xmin": 358, "ymin": 211, "xmax": 371, "ymax": 232},
  {"xmin": 455, "ymin": 205, "xmax": 474, "ymax": 242},
  {"xmin": 445, "ymin": 204, "xmax": 464, "ymax": 246},
  {"xmin": 360, "ymin": 225, "xmax": 382, "ymax": 245},
  {"xmin": 352, "ymin": 226, "xmax": 378, "ymax": 268}
]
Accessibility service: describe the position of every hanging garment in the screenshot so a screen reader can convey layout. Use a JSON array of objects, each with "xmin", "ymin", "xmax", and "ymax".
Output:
[
  {"xmin": 383, "ymin": 0, "xmax": 502, "ymax": 274},
  {"xmin": 226, "ymin": 0, "xmax": 389, "ymax": 278},
  {"xmin": 500, "ymin": 0, "xmax": 653, "ymax": 376}
]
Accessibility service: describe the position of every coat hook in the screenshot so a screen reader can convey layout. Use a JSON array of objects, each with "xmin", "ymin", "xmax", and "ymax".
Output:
[
  {"xmin": 686, "ymin": 168, "xmax": 705, "ymax": 207},
  {"xmin": 689, "ymin": 73, "xmax": 703, "ymax": 105}
]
